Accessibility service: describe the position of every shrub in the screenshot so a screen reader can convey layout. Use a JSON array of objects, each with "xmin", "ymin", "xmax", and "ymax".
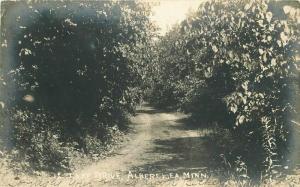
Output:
[{"xmin": 10, "ymin": 108, "xmax": 70, "ymax": 172}]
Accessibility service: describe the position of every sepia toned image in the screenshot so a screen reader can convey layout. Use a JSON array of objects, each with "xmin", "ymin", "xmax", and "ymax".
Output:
[{"xmin": 0, "ymin": 0, "xmax": 299, "ymax": 186}]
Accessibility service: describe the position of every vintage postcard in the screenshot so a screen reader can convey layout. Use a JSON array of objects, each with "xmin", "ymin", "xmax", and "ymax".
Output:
[{"xmin": 0, "ymin": 0, "xmax": 299, "ymax": 186}]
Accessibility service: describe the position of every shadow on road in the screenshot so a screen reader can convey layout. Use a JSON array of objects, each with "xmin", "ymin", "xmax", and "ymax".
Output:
[
  {"xmin": 132, "ymin": 136, "xmax": 217, "ymax": 174},
  {"xmin": 135, "ymin": 103, "xmax": 176, "ymax": 115},
  {"xmin": 129, "ymin": 109, "xmax": 219, "ymax": 176}
]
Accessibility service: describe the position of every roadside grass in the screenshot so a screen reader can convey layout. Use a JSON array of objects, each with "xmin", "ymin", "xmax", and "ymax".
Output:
[{"xmin": 202, "ymin": 122, "xmax": 300, "ymax": 187}]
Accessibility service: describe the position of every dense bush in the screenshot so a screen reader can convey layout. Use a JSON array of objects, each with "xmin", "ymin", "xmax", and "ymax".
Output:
[
  {"xmin": 9, "ymin": 108, "xmax": 70, "ymax": 171},
  {"xmin": 1, "ymin": 1, "xmax": 154, "ymax": 171},
  {"xmin": 150, "ymin": 0, "xmax": 299, "ymax": 179}
]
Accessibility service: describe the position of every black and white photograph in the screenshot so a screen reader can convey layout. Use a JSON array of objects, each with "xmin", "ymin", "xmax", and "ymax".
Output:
[{"xmin": 0, "ymin": 0, "xmax": 299, "ymax": 186}]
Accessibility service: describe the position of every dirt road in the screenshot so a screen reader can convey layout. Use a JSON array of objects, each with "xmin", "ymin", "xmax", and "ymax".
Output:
[{"xmin": 69, "ymin": 103, "xmax": 219, "ymax": 186}]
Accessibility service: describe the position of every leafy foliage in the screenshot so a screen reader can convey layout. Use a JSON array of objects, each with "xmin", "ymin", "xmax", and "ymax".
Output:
[
  {"xmin": 1, "ymin": 1, "xmax": 155, "ymax": 171},
  {"xmin": 149, "ymin": 0, "xmax": 299, "ymax": 179}
]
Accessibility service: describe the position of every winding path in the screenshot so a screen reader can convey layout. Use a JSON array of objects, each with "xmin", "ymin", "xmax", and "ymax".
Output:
[{"xmin": 72, "ymin": 103, "xmax": 218, "ymax": 186}]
